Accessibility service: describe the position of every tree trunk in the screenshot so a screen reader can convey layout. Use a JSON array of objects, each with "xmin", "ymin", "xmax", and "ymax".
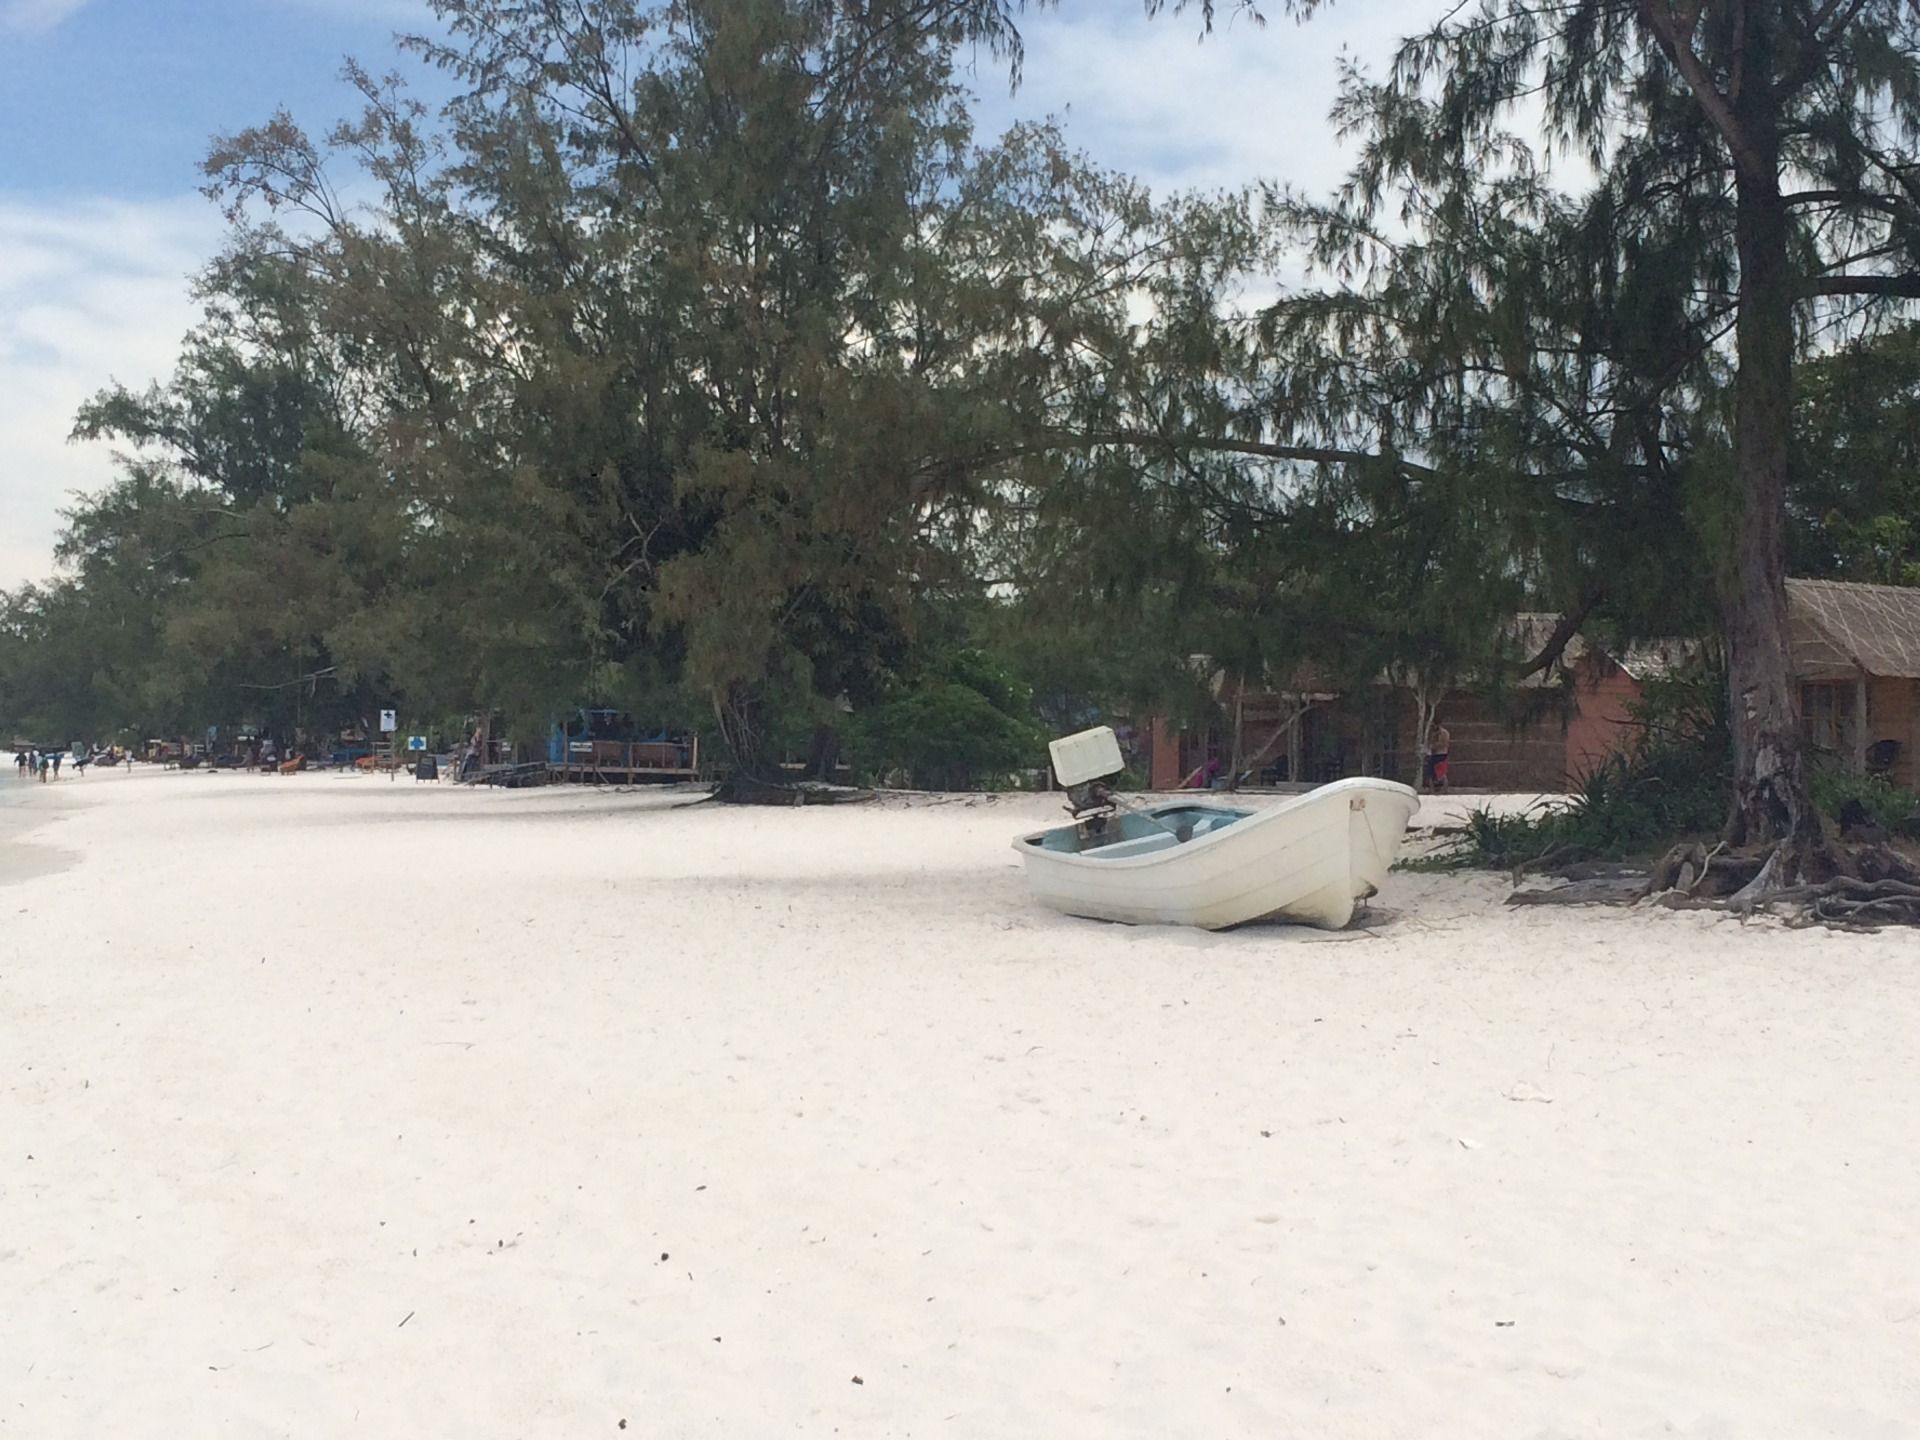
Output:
[
  {"xmin": 1724, "ymin": 25, "xmax": 1819, "ymax": 853},
  {"xmin": 1411, "ymin": 679, "xmax": 1439, "ymax": 792},
  {"xmin": 805, "ymin": 722, "xmax": 840, "ymax": 781},
  {"xmin": 711, "ymin": 681, "xmax": 808, "ymax": 802},
  {"xmin": 712, "ymin": 682, "xmax": 766, "ymax": 781},
  {"xmin": 1226, "ymin": 681, "xmax": 1246, "ymax": 789}
]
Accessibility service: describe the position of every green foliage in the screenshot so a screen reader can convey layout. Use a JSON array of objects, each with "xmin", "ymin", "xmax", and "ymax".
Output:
[
  {"xmin": 1810, "ymin": 767, "xmax": 1920, "ymax": 836},
  {"xmin": 1792, "ymin": 326, "xmax": 1920, "ymax": 586},
  {"xmin": 1450, "ymin": 749, "xmax": 1726, "ymax": 870},
  {"xmin": 847, "ymin": 648, "xmax": 1044, "ymax": 791},
  {"xmin": 6, "ymin": 1, "xmax": 1198, "ymax": 766}
]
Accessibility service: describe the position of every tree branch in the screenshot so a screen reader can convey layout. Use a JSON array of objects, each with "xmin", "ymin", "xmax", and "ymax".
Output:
[
  {"xmin": 1637, "ymin": 1, "xmax": 1767, "ymax": 183},
  {"xmin": 1807, "ymin": 273, "xmax": 1920, "ymax": 298},
  {"xmin": 1782, "ymin": 187, "xmax": 1901, "ymax": 213},
  {"xmin": 1515, "ymin": 587, "xmax": 1606, "ymax": 681},
  {"xmin": 1779, "ymin": 0, "xmax": 1871, "ymax": 96}
]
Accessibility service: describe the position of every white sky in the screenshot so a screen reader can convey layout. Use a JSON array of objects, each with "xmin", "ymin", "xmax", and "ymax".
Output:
[{"xmin": 0, "ymin": 1, "xmax": 1429, "ymax": 588}]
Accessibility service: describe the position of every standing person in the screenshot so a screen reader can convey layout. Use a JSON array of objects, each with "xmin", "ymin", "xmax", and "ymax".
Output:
[
  {"xmin": 14, "ymin": 749, "xmax": 25, "ymax": 779},
  {"xmin": 1425, "ymin": 720, "xmax": 1452, "ymax": 793},
  {"xmin": 51, "ymin": 750, "xmax": 62, "ymax": 780}
]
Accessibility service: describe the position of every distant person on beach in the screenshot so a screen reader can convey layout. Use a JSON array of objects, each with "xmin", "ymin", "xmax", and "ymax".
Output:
[
  {"xmin": 51, "ymin": 751, "xmax": 62, "ymax": 779},
  {"xmin": 14, "ymin": 750, "xmax": 25, "ymax": 779},
  {"xmin": 37, "ymin": 752, "xmax": 50, "ymax": 783},
  {"xmin": 1424, "ymin": 721, "xmax": 1451, "ymax": 792}
]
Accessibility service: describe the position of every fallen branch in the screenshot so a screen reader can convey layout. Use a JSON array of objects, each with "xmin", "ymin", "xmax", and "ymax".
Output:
[
  {"xmin": 1505, "ymin": 874, "xmax": 1647, "ymax": 907},
  {"xmin": 1691, "ymin": 841, "xmax": 1729, "ymax": 895}
]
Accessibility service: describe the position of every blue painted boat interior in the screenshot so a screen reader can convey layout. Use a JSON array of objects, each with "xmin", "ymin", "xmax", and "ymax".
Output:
[{"xmin": 1027, "ymin": 804, "xmax": 1251, "ymax": 858}]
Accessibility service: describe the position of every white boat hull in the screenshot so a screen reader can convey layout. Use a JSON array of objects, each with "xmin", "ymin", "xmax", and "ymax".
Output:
[{"xmin": 1014, "ymin": 777, "xmax": 1420, "ymax": 930}]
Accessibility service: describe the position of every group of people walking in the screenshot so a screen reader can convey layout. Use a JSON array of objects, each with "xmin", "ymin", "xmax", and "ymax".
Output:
[
  {"xmin": 13, "ymin": 747, "xmax": 64, "ymax": 781},
  {"xmin": 11, "ymin": 744, "xmax": 122, "ymax": 782}
]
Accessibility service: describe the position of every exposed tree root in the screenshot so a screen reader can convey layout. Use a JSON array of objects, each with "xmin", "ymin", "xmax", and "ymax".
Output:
[
  {"xmin": 1515, "ymin": 838, "xmax": 1920, "ymax": 929},
  {"xmin": 1779, "ymin": 878, "xmax": 1920, "ymax": 929}
]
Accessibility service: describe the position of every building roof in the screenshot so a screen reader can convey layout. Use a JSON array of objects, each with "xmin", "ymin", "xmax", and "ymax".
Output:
[{"xmin": 1787, "ymin": 578, "xmax": 1920, "ymax": 681}]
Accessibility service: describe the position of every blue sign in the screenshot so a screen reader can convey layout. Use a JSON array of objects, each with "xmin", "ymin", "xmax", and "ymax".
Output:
[{"xmin": 407, "ymin": 735, "xmax": 428, "ymax": 752}]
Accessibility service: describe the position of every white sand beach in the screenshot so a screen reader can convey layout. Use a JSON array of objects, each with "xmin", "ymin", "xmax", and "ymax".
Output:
[{"xmin": 4, "ymin": 769, "xmax": 1918, "ymax": 1436}]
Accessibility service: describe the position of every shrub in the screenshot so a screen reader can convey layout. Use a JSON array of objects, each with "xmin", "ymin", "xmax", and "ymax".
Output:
[
  {"xmin": 847, "ymin": 649, "xmax": 1045, "ymax": 790},
  {"xmin": 1810, "ymin": 766, "xmax": 1920, "ymax": 835},
  {"xmin": 1452, "ymin": 658, "xmax": 1731, "ymax": 868}
]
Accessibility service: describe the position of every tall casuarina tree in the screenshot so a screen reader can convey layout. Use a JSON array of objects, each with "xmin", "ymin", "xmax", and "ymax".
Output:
[{"xmin": 1193, "ymin": 0, "xmax": 1920, "ymax": 851}]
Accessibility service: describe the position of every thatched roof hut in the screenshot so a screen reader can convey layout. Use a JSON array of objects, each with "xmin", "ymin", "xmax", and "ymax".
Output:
[
  {"xmin": 1788, "ymin": 579, "xmax": 1920, "ymax": 682},
  {"xmin": 1787, "ymin": 579, "xmax": 1920, "ymax": 788}
]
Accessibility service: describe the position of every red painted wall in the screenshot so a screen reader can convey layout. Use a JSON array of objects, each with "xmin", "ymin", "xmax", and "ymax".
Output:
[{"xmin": 1563, "ymin": 664, "xmax": 1644, "ymax": 784}]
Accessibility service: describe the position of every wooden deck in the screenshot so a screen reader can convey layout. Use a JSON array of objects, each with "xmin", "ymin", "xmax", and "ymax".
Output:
[
  {"xmin": 550, "ymin": 735, "xmax": 701, "ymax": 786},
  {"xmin": 549, "ymin": 760, "xmax": 700, "ymax": 785}
]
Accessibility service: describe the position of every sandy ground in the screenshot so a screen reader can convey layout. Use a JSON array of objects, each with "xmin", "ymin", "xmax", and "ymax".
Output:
[{"xmin": 3, "ymin": 768, "xmax": 1918, "ymax": 1437}]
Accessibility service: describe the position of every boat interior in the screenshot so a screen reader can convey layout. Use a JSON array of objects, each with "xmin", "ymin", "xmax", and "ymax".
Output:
[{"xmin": 1026, "ymin": 804, "xmax": 1250, "ymax": 859}]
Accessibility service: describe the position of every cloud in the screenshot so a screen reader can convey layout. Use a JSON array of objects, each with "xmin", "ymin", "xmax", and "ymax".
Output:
[
  {"xmin": 0, "ymin": 0, "xmax": 90, "ymax": 35},
  {"xmin": 274, "ymin": 0, "xmax": 443, "ymax": 25},
  {"xmin": 0, "ymin": 194, "xmax": 220, "ymax": 586},
  {"xmin": 979, "ymin": 2, "xmax": 1418, "ymax": 200}
]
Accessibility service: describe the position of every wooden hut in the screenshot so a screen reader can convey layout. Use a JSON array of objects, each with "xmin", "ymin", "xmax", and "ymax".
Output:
[{"xmin": 1787, "ymin": 579, "xmax": 1920, "ymax": 790}]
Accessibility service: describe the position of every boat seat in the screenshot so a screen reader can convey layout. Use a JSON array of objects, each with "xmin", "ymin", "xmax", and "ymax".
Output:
[{"xmin": 1087, "ymin": 832, "xmax": 1182, "ymax": 860}]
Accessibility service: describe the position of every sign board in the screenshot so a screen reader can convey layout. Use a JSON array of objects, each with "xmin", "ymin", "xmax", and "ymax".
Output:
[
  {"xmin": 569, "ymin": 741, "xmax": 594, "ymax": 754},
  {"xmin": 379, "ymin": 709, "xmax": 397, "ymax": 733},
  {"xmin": 407, "ymin": 735, "xmax": 428, "ymax": 752}
]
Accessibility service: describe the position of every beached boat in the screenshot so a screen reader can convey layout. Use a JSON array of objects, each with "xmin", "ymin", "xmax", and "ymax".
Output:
[{"xmin": 1014, "ymin": 728, "xmax": 1419, "ymax": 930}]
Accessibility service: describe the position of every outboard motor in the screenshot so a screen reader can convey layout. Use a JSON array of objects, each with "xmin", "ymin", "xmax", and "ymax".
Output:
[{"xmin": 1050, "ymin": 727, "xmax": 1126, "ymax": 839}]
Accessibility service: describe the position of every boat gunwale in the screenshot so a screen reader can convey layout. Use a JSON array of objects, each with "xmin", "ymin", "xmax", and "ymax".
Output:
[{"xmin": 1012, "ymin": 777, "xmax": 1419, "ymax": 872}]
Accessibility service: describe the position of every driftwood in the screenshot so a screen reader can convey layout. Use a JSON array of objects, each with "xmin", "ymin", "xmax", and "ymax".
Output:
[
  {"xmin": 1504, "ymin": 875, "xmax": 1647, "ymax": 907},
  {"xmin": 1545, "ymin": 860, "xmax": 1650, "ymax": 882},
  {"xmin": 711, "ymin": 776, "xmax": 875, "ymax": 806},
  {"xmin": 1726, "ymin": 847, "xmax": 1790, "ymax": 909}
]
